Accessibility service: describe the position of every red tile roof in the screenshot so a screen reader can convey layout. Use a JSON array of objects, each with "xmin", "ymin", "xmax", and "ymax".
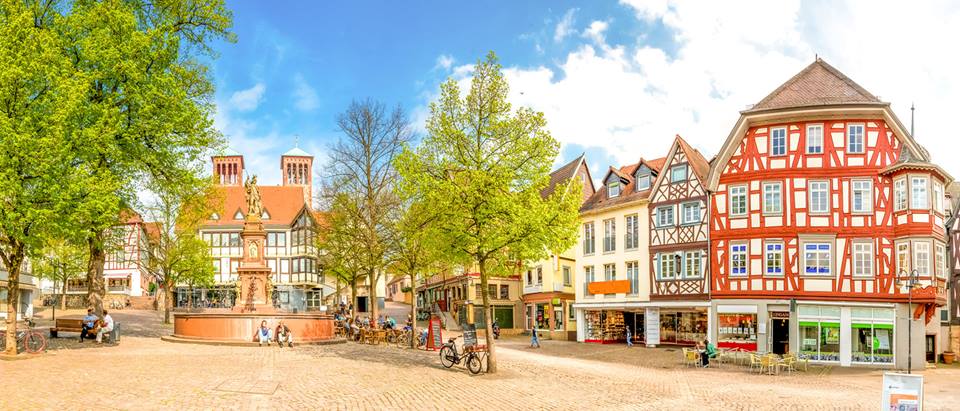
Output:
[
  {"xmin": 203, "ymin": 185, "xmax": 309, "ymax": 227},
  {"xmin": 675, "ymin": 135, "xmax": 711, "ymax": 183},
  {"xmin": 542, "ymin": 155, "xmax": 584, "ymax": 199},
  {"xmin": 746, "ymin": 58, "xmax": 881, "ymax": 113},
  {"xmin": 143, "ymin": 222, "xmax": 162, "ymax": 243},
  {"xmin": 580, "ymin": 157, "xmax": 666, "ymax": 213}
]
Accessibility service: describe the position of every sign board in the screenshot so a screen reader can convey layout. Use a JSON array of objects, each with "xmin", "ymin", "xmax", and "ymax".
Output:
[
  {"xmin": 462, "ymin": 323, "xmax": 477, "ymax": 348},
  {"xmin": 587, "ymin": 280, "xmax": 631, "ymax": 295},
  {"xmin": 427, "ymin": 315, "xmax": 443, "ymax": 351},
  {"xmin": 881, "ymin": 372, "xmax": 923, "ymax": 411},
  {"xmin": 551, "ymin": 297, "xmax": 561, "ymax": 305},
  {"xmin": 645, "ymin": 307, "xmax": 660, "ymax": 346},
  {"xmin": 770, "ymin": 311, "xmax": 790, "ymax": 319}
]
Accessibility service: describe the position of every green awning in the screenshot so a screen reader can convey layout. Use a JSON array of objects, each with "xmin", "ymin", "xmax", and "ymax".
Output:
[{"xmin": 799, "ymin": 321, "xmax": 839, "ymax": 327}]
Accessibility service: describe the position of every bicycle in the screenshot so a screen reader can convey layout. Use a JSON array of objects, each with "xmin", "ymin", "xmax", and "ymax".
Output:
[
  {"xmin": 439, "ymin": 336, "xmax": 486, "ymax": 374},
  {"xmin": 396, "ymin": 327, "xmax": 425, "ymax": 349},
  {"xmin": 0, "ymin": 318, "xmax": 47, "ymax": 354}
]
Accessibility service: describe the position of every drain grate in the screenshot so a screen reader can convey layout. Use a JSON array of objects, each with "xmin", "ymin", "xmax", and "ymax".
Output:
[{"xmin": 214, "ymin": 379, "xmax": 279, "ymax": 395}]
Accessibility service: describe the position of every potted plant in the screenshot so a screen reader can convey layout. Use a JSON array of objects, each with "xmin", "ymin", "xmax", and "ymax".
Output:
[{"xmin": 943, "ymin": 351, "xmax": 956, "ymax": 364}]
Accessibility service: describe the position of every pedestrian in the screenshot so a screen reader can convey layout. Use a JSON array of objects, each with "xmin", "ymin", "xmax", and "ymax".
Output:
[
  {"xmin": 626, "ymin": 327, "xmax": 633, "ymax": 347},
  {"xmin": 530, "ymin": 323, "xmax": 541, "ymax": 348}
]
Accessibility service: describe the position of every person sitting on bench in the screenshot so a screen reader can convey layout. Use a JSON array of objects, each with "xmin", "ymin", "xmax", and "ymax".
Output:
[
  {"xmin": 257, "ymin": 320, "xmax": 272, "ymax": 346},
  {"xmin": 275, "ymin": 320, "xmax": 293, "ymax": 348},
  {"xmin": 80, "ymin": 309, "xmax": 98, "ymax": 343},
  {"xmin": 96, "ymin": 310, "xmax": 115, "ymax": 344}
]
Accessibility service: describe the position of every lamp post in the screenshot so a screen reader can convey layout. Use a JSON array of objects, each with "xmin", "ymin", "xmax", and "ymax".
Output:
[{"xmin": 897, "ymin": 269, "xmax": 920, "ymax": 374}]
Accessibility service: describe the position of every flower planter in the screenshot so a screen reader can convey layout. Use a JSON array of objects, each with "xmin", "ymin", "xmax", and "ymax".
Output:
[{"xmin": 943, "ymin": 351, "xmax": 956, "ymax": 364}]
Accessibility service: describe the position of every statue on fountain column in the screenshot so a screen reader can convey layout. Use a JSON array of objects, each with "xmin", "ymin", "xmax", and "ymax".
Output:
[{"xmin": 244, "ymin": 175, "xmax": 263, "ymax": 219}]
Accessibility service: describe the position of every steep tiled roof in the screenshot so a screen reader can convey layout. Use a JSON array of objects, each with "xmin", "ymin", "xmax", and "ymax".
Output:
[
  {"xmin": 541, "ymin": 155, "xmax": 583, "ymax": 199},
  {"xmin": 675, "ymin": 136, "xmax": 711, "ymax": 183},
  {"xmin": 203, "ymin": 185, "xmax": 309, "ymax": 227},
  {"xmin": 143, "ymin": 222, "xmax": 162, "ymax": 243},
  {"xmin": 746, "ymin": 58, "xmax": 881, "ymax": 113},
  {"xmin": 580, "ymin": 157, "xmax": 666, "ymax": 213},
  {"xmin": 119, "ymin": 209, "xmax": 143, "ymax": 224}
]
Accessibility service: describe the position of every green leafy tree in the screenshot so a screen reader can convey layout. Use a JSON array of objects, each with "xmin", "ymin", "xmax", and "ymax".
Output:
[
  {"xmin": 35, "ymin": 239, "xmax": 88, "ymax": 312},
  {"xmin": 390, "ymin": 199, "xmax": 446, "ymax": 348},
  {"xmin": 317, "ymin": 193, "xmax": 369, "ymax": 316},
  {"xmin": 395, "ymin": 52, "xmax": 582, "ymax": 373}
]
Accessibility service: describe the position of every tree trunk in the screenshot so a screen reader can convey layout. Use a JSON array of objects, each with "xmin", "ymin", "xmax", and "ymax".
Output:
[
  {"xmin": 86, "ymin": 232, "xmax": 106, "ymax": 316},
  {"xmin": 369, "ymin": 269, "xmax": 379, "ymax": 325},
  {"xmin": 60, "ymin": 273, "xmax": 68, "ymax": 310},
  {"xmin": 479, "ymin": 259, "xmax": 497, "ymax": 373},
  {"xmin": 188, "ymin": 285, "xmax": 194, "ymax": 309},
  {"xmin": 335, "ymin": 277, "xmax": 341, "ymax": 308},
  {"xmin": 163, "ymin": 278, "xmax": 174, "ymax": 324},
  {"xmin": 350, "ymin": 277, "xmax": 358, "ymax": 318},
  {"xmin": 409, "ymin": 272, "xmax": 417, "ymax": 349},
  {"xmin": 3, "ymin": 246, "xmax": 25, "ymax": 356}
]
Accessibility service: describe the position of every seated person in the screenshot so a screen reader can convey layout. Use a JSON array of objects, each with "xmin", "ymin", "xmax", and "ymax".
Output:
[
  {"xmin": 257, "ymin": 320, "xmax": 272, "ymax": 346},
  {"xmin": 79, "ymin": 308, "xmax": 98, "ymax": 343},
  {"xmin": 96, "ymin": 310, "xmax": 115, "ymax": 344},
  {"xmin": 386, "ymin": 316, "xmax": 396, "ymax": 329},
  {"xmin": 700, "ymin": 339, "xmax": 717, "ymax": 368},
  {"xmin": 275, "ymin": 320, "xmax": 293, "ymax": 348}
]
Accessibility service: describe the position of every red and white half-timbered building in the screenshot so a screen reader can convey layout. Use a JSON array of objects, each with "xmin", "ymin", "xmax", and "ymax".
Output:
[{"xmin": 706, "ymin": 59, "xmax": 951, "ymax": 368}]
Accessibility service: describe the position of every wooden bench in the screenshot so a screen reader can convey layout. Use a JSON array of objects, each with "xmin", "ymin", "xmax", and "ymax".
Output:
[{"xmin": 50, "ymin": 318, "xmax": 84, "ymax": 338}]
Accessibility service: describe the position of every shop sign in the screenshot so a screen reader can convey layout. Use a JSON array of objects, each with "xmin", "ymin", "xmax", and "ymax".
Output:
[
  {"xmin": 587, "ymin": 280, "xmax": 631, "ymax": 295},
  {"xmin": 551, "ymin": 298, "xmax": 561, "ymax": 305},
  {"xmin": 881, "ymin": 373, "xmax": 923, "ymax": 411},
  {"xmin": 462, "ymin": 324, "xmax": 477, "ymax": 348},
  {"xmin": 770, "ymin": 311, "xmax": 790, "ymax": 319},
  {"xmin": 645, "ymin": 307, "xmax": 660, "ymax": 346}
]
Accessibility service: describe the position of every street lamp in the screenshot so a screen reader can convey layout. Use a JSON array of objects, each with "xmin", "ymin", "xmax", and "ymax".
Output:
[{"xmin": 897, "ymin": 269, "xmax": 920, "ymax": 374}]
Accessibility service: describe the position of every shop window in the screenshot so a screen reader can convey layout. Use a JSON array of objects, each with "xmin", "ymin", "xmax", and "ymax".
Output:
[
  {"xmin": 553, "ymin": 307, "xmax": 563, "ymax": 331},
  {"xmin": 730, "ymin": 244, "xmax": 747, "ymax": 277},
  {"xmin": 806, "ymin": 124, "xmax": 823, "ymax": 154},
  {"xmin": 584, "ymin": 310, "xmax": 624, "ymax": 342},
  {"xmin": 850, "ymin": 308, "xmax": 895, "ymax": 364},
  {"xmin": 764, "ymin": 242, "xmax": 783, "ymax": 276},
  {"xmin": 717, "ymin": 313, "xmax": 757, "ymax": 351},
  {"xmin": 798, "ymin": 305, "xmax": 843, "ymax": 362}
]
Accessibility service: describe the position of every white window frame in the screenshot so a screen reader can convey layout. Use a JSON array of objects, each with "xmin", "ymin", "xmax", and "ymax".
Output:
[
  {"xmin": 684, "ymin": 251, "xmax": 702, "ymax": 279},
  {"xmin": 852, "ymin": 241, "xmax": 874, "ymax": 278},
  {"xmin": 933, "ymin": 180, "xmax": 944, "ymax": 213},
  {"xmin": 603, "ymin": 218, "xmax": 616, "ymax": 253},
  {"xmin": 808, "ymin": 180, "xmax": 829, "ymax": 214},
  {"xmin": 583, "ymin": 222, "xmax": 595, "ymax": 255},
  {"xmin": 729, "ymin": 185, "xmax": 747, "ymax": 217},
  {"xmin": 636, "ymin": 175, "xmax": 650, "ymax": 191},
  {"xmin": 604, "ymin": 263, "xmax": 616, "ymax": 281},
  {"xmin": 608, "ymin": 181, "xmax": 621, "ymax": 198},
  {"xmin": 910, "ymin": 175, "xmax": 928, "ymax": 210},
  {"xmin": 847, "ymin": 124, "xmax": 865, "ymax": 154},
  {"xmin": 764, "ymin": 242, "xmax": 783, "ymax": 276},
  {"xmin": 626, "ymin": 261, "xmax": 639, "ymax": 294},
  {"xmin": 935, "ymin": 242, "xmax": 946, "ymax": 279},
  {"xmin": 730, "ymin": 243, "xmax": 748, "ymax": 277},
  {"xmin": 894, "ymin": 178, "xmax": 907, "ymax": 212},
  {"xmin": 625, "ymin": 214, "xmax": 639, "ymax": 250},
  {"xmin": 583, "ymin": 266, "xmax": 595, "ymax": 296},
  {"xmin": 763, "ymin": 182, "xmax": 782, "ymax": 215},
  {"xmin": 681, "ymin": 202, "xmax": 700, "ymax": 225},
  {"xmin": 657, "ymin": 253, "xmax": 677, "ymax": 280},
  {"xmin": 770, "ymin": 127, "xmax": 787, "ymax": 156},
  {"xmin": 896, "ymin": 242, "xmax": 910, "ymax": 275},
  {"xmin": 913, "ymin": 241, "xmax": 931, "ymax": 277},
  {"xmin": 802, "ymin": 242, "xmax": 832, "ymax": 276},
  {"xmin": 806, "ymin": 124, "xmax": 823, "ymax": 154},
  {"xmin": 671, "ymin": 165, "xmax": 687, "ymax": 183},
  {"xmin": 851, "ymin": 179, "xmax": 873, "ymax": 214},
  {"xmin": 656, "ymin": 206, "xmax": 675, "ymax": 227}
]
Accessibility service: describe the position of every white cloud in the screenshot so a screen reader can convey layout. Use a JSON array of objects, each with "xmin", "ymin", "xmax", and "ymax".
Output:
[
  {"xmin": 228, "ymin": 83, "xmax": 266, "ymax": 112},
  {"xmin": 435, "ymin": 54, "xmax": 455, "ymax": 70},
  {"xmin": 292, "ymin": 74, "xmax": 319, "ymax": 111},
  {"xmin": 554, "ymin": 8, "xmax": 578, "ymax": 43},
  {"xmin": 582, "ymin": 20, "xmax": 609, "ymax": 45}
]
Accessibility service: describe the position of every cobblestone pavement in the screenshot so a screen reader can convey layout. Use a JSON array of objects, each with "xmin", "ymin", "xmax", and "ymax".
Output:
[{"xmin": 2, "ymin": 309, "xmax": 958, "ymax": 410}]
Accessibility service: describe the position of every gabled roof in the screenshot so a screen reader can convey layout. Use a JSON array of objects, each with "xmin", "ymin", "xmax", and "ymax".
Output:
[
  {"xmin": 650, "ymin": 135, "xmax": 712, "ymax": 197},
  {"xmin": 580, "ymin": 157, "xmax": 666, "ymax": 214},
  {"xmin": 214, "ymin": 147, "xmax": 243, "ymax": 157},
  {"xmin": 283, "ymin": 147, "xmax": 312, "ymax": 157},
  {"xmin": 143, "ymin": 222, "xmax": 162, "ymax": 243},
  {"xmin": 542, "ymin": 154, "xmax": 590, "ymax": 199},
  {"xmin": 119, "ymin": 209, "xmax": 143, "ymax": 224},
  {"xmin": 202, "ymin": 185, "xmax": 309, "ymax": 227},
  {"xmin": 746, "ymin": 58, "xmax": 881, "ymax": 113}
]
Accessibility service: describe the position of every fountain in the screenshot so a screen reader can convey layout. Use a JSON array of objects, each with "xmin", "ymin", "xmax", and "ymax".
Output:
[{"xmin": 164, "ymin": 176, "xmax": 338, "ymax": 345}]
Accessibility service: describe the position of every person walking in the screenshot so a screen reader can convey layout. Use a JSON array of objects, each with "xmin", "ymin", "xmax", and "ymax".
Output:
[
  {"xmin": 530, "ymin": 323, "xmax": 541, "ymax": 348},
  {"xmin": 626, "ymin": 327, "xmax": 633, "ymax": 347}
]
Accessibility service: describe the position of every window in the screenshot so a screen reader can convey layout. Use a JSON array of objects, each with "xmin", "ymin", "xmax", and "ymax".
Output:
[
  {"xmin": 684, "ymin": 251, "xmax": 702, "ymax": 279},
  {"xmin": 636, "ymin": 175, "xmax": 651, "ymax": 191},
  {"xmin": 583, "ymin": 266, "xmax": 595, "ymax": 296},
  {"xmin": 770, "ymin": 127, "xmax": 787, "ymax": 156},
  {"xmin": 806, "ymin": 124, "xmax": 823, "ymax": 154},
  {"xmin": 894, "ymin": 178, "xmax": 907, "ymax": 211},
  {"xmin": 656, "ymin": 206, "xmax": 674, "ymax": 227},
  {"xmin": 765, "ymin": 242, "xmax": 783, "ymax": 276},
  {"xmin": 853, "ymin": 242, "xmax": 873, "ymax": 277},
  {"xmin": 809, "ymin": 181, "xmax": 829, "ymax": 214},
  {"xmin": 763, "ymin": 182, "xmax": 782, "ymax": 214},
  {"xmin": 526, "ymin": 269, "xmax": 532, "ymax": 285},
  {"xmin": 536, "ymin": 266, "xmax": 543, "ymax": 285},
  {"xmin": 562, "ymin": 266, "xmax": 571, "ymax": 286},
  {"xmin": 935, "ymin": 243, "xmax": 946, "ymax": 279},
  {"xmin": 681, "ymin": 202, "xmax": 700, "ymax": 224},
  {"xmin": 500, "ymin": 285, "xmax": 509, "ymax": 300},
  {"xmin": 626, "ymin": 261, "xmax": 639, "ymax": 294},
  {"xmin": 729, "ymin": 185, "xmax": 747, "ymax": 216},
  {"xmin": 803, "ymin": 242, "xmax": 832, "ymax": 276},
  {"xmin": 608, "ymin": 181, "xmax": 621, "ymax": 198},
  {"xmin": 911, "ymin": 176, "xmax": 928, "ymax": 209},
  {"xmin": 896, "ymin": 243, "xmax": 910, "ymax": 275},
  {"xmin": 913, "ymin": 241, "xmax": 931, "ymax": 276},
  {"xmin": 730, "ymin": 244, "xmax": 747, "ymax": 277},
  {"xmin": 657, "ymin": 253, "xmax": 677, "ymax": 280},
  {"xmin": 604, "ymin": 264, "xmax": 616, "ymax": 281},
  {"xmin": 847, "ymin": 124, "xmax": 864, "ymax": 153},
  {"xmin": 583, "ymin": 222, "xmax": 595, "ymax": 255},
  {"xmin": 934, "ymin": 181, "xmax": 944, "ymax": 213},
  {"xmin": 603, "ymin": 218, "xmax": 616, "ymax": 253},
  {"xmin": 625, "ymin": 214, "xmax": 639, "ymax": 249},
  {"xmin": 671, "ymin": 165, "xmax": 687, "ymax": 182},
  {"xmin": 234, "ymin": 210, "xmax": 244, "ymax": 220},
  {"xmin": 851, "ymin": 180, "xmax": 873, "ymax": 213}
]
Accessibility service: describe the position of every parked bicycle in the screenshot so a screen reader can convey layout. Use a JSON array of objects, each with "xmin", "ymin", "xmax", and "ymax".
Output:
[
  {"xmin": 439, "ymin": 336, "xmax": 486, "ymax": 374},
  {"xmin": 396, "ymin": 327, "xmax": 425, "ymax": 349},
  {"xmin": 0, "ymin": 318, "xmax": 47, "ymax": 354}
]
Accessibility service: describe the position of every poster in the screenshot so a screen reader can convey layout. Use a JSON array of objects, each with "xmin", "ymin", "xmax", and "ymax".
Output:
[
  {"xmin": 824, "ymin": 327, "xmax": 840, "ymax": 344},
  {"xmin": 875, "ymin": 329, "xmax": 891, "ymax": 350},
  {"xmin": 645, "ymin": 307, "xmax": 660, "ymax": 346},
  {"xmin": 881, "ymin": 373, "xmax": 923, "ymax": 411}
]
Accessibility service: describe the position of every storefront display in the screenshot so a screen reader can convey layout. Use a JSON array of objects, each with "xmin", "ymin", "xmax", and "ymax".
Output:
[
  {"xmin": 584, "ymin": 310, "xmax": 625, "ymax": 343},
  {"xmin": 717, "ymin": 313, "xmax": 757, "ymax": 351},
  {"xmin": 798, "ymin": 305, "xmax": 841, "ymax": 362},
  {"xmin": 659, "ymin": 310, "xmax": 707, "ymax": 345},
  {"xmin": 851, "ymin": 308, "xmax": 894, "ymax": 364}
]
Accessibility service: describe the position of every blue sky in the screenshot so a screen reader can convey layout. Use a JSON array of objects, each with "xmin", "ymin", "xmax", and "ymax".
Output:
[{"xmin": 211, "ymin": 1, "xmax": 960, "ymax": 186}]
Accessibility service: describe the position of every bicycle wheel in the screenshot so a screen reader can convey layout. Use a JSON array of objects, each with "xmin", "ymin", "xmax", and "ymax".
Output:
[
  {"xmin": 23, "ymin": 332, "xmax": 46, "ymax": 354},
  {"xmin": 439, "ymin": 346, "xmax": 456, "ymax": 368},
  {"xmin": 396, "ymin": 333, "xmax": 409, "ymax": 348},
  {"xmin": 467, "ymin": 352, "xmax": 483, "ymax": 374}
]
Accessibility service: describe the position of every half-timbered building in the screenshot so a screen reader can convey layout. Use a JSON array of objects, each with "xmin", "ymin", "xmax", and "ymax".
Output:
[
  {"xmin": 706, "ymin": 59, "xmax": 952, "ymax": 368},
  {"xmin": 647, "ymin": 135, "xmax": 711, "ymax": 346}
]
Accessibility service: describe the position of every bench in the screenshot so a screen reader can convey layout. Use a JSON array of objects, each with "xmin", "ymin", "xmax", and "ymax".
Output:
[{"xmin": 50, "ymin": 319, "xmax": 84, "ymax": 338}]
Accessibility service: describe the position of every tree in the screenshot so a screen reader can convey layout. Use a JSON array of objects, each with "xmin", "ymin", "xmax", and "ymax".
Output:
[
  {"xmin": 323, "ymin": 99, "xmax": 412, "ymax": 321},
  {"xmin": 317, "ymin": 192, "xmax": 368, "ymax": 317},
  {"xmin": 144, "ymin": 183, "xmax": 218, "ymax": 323},
  {"xmin": 35, "ymin": 239, "xmax": 87, "ymax": 312},
  {"xmin": 390, "ymin": 199, "xmax": 446, "ymax": 348},
  {"xmin": 395, "ymin": 52, "xmax": 582, "ymax": 373}
]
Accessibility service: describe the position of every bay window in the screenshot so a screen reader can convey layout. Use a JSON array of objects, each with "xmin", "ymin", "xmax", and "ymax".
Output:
[
  {"xmin": 894, "ymin": 178, "xmax": 907, "ymax": 211},
  {"xmin": 913, "ymin": 241, "xmax": 930, "ymax": 276},
  {"xmin": 911, "ymin": 176, "xmax": 928, "ymax": 209}
]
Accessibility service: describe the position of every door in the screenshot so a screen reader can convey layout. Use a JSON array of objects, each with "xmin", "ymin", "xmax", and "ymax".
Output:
[
  {"xmin": 494, "ymin": 307, "xmax": 514, "ymax": 329},
  {"xmin": 926, "ymin": 335, "xmax": 936, "ymax": 362},
  {"xmin": 771, "ymin": 319, "xmax": 789, "ymax": 355}
]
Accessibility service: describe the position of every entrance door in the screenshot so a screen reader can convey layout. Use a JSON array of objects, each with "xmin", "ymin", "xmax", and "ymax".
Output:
[
  {"xmin": 771, "ymin": 319, "xmax": 789, "ymax": 355},
  {"xmin": 926, "ymin": 335, "xmax": 936, "ymax": 362}
]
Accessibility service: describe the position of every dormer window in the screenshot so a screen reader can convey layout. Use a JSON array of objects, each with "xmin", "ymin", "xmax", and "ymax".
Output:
[
  {"xmin": 636, "ymin": 175, "xmax": 651, "ymax": 191},
  {"xmin": 234, "ymin": 210, "xmax": 244, "ymax": 220},
  {"xmin": 210, "ymin": 213, "xmax": 220, "ymax": 221},
  {"xmin": 262, "ymin": 209, "xmax": 271, "ymax": 220},
  {"xmin": 608, "ymin": 181, "xmax": 621, "ymax": 198}
]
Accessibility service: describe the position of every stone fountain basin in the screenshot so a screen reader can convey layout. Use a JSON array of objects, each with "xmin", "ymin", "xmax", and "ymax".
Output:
[{"xmin": 169, "ymin": 312, "xmax": 337, "ymax": 344}]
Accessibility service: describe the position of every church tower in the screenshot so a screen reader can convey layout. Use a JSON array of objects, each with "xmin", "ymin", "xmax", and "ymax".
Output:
[
  {"xmin": 212, "ymin": 148, "xmax": 244, "ymax": 186},
  {"xmin": 281, "ymin": 147, "xmax": 314, "ymax": 208}
]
